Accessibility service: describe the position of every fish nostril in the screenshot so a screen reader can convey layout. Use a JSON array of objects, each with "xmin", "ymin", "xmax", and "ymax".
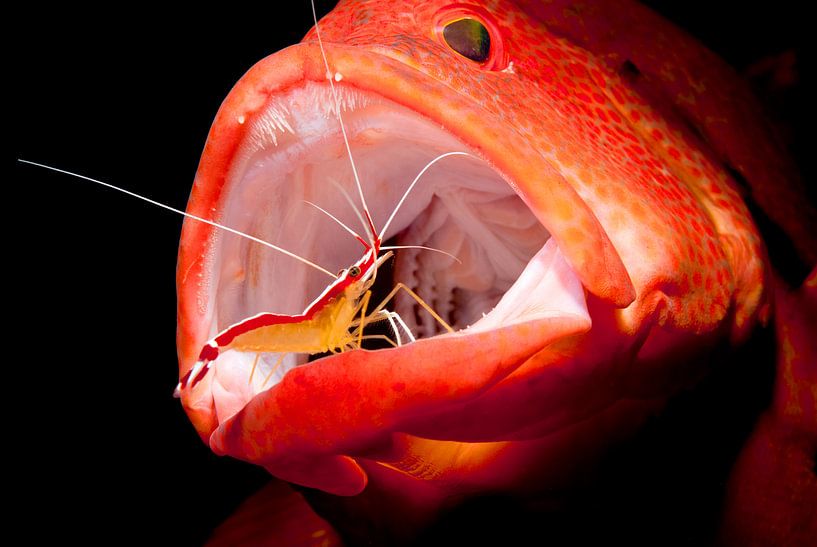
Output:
[
  {"xmin": 619, "ymin": 59, "xmax": 642, "ymax": 81},
  {"xmin": 679, "ymin": 116, "xmax": 708, "ymax": 144}
]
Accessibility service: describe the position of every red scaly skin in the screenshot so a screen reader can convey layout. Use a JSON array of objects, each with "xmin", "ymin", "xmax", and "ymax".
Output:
[
  {"xmin": 514, "ymin": 0, "xmax": 816, "ymax": 267},
  {"xmin": 173, "ymin": 0, "xmax": 814, "ymax": 542}
]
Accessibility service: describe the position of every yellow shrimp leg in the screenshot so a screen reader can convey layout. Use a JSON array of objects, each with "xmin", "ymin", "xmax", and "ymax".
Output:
[
  {"xmin": 360, "ymin": 282, "xmax": 455, "ymax": 334},
  {"xmin": 248, "ymin": 353, "xmax": 261, "ymax": 385},
  {"xmin": 260, "ymin": 353, "xmax": 287, "ymax": 388},
  {"xmin": 355, "ymin": 290, "xmax": 372, "ymax": 349}
]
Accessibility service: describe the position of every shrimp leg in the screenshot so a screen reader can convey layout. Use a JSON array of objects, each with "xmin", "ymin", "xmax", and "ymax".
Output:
[{"xmin": 364, "ymin": 283, "xmax": 455, "ymax": 334}]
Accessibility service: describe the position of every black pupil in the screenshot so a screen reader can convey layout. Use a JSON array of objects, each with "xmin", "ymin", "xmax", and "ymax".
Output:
[
  {"xmin": 348, "ymin": 266, "xmax": 361, "ymax": 277},
  {"xmin": 443, "ymin": 18, "xmax": 490, "ymax": 63}
]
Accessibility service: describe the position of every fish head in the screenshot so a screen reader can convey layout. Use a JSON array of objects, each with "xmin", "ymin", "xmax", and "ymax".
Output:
[{"xmin": 176, "ymin": 0, "xmax": 770, "ymax": 503}]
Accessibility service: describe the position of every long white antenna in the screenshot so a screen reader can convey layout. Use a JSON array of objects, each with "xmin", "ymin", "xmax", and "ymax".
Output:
[
  {"xmin": 18, "ymin": 159, "xmax": 337, "ymax": 279},
  {"xmin": 379, "ymin": 151, "xmax": 472, "ymax": 240},
  {"xmin": 327, "ymin": 178, "xmax": 371, "ymax": 242},
  {"xmin": 303, "ymin": 199, "xmax": 366, "ymax": 244},
  {"xmin": 380, "ymin": 245, "xmax": 462, "ymax": 264},
  {"xmin": 310, "ymin": 0, "xmax": 377, "ymax": 247}
]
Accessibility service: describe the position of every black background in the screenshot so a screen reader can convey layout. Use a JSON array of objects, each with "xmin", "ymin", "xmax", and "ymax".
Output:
[{"xmin": 15, "ymin": 1, "xmax": 810, "ymax": 544}]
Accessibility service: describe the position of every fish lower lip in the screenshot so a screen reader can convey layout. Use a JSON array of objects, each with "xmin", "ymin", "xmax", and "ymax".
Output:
[{"xmin": 200, "ymin": 81, "xmax": 588, "ymax": 420}]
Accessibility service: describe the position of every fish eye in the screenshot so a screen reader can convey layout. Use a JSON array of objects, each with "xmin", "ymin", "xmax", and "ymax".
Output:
[
  {"xmin": 442, "ymin": 18, "xmax": 491, "ymax": 63},
  {"xmin": 348, "ymin": 266, "xmax": 361, "ymax": 278}
]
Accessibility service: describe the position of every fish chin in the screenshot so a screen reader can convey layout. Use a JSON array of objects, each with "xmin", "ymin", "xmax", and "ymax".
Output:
[{"xmin": 197, "ymin": 81, "xmax": 588, "ymax": 424}]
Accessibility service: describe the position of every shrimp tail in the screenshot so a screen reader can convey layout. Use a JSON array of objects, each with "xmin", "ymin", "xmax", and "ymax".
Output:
[{"xmin": 176, "ymin": 342, "xmax": 220, "ymax": 395}]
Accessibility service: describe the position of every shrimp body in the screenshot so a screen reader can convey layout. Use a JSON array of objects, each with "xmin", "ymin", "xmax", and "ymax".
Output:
[
  {"xmin": 179, "ymin": 248, "xmax": 395, "ymax": 390},
  {"xmin": 225, "ymin": 292, "xmax": 362, "ymax": 356}
]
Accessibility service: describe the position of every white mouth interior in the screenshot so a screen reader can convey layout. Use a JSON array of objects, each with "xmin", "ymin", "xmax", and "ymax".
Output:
[{"xmin": 204, "ymin": 82, "xmax": 587, "ymax": 418}]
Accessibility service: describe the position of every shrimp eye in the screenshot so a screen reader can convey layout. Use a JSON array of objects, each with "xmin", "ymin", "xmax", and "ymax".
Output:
[
  {"xmin": 442, "ymin": 18, "xmax": 490, "ymax": 63},
  {"xmin": 348, "ymin": 266, "xmax": 361, "ymax": 278}
]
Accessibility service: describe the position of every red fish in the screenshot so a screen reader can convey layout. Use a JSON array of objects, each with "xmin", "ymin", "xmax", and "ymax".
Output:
[{"xmin": 169, "ymin": 0, "xmax": 814, "ymax": 544}]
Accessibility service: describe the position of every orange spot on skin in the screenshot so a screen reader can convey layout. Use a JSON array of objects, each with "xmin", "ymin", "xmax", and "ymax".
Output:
[
  {"xmin": 629, "ymin": 200, "xmax": 648, "ymax": 220},
  {"xmin": 553, "ymin": 201, "xmax": 574, "ymax": 222},
  {"xmin": 562, "ymin": 226, "xmax": 585, "ymax": 245}
]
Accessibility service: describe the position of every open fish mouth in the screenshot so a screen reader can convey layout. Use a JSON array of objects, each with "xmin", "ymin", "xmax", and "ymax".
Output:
[
  {"xmin": 176, "ymin": 43, "xmax": 637, "ymax": 494},
  {"xmin": 201, "ymin": 81, "xmax": 589, "ymax": 420}
]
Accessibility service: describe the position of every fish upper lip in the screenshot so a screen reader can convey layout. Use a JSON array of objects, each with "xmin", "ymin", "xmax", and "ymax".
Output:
[{"xmin": 177, "ymin": 42, "xmax": 631, "ymax": 441}]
